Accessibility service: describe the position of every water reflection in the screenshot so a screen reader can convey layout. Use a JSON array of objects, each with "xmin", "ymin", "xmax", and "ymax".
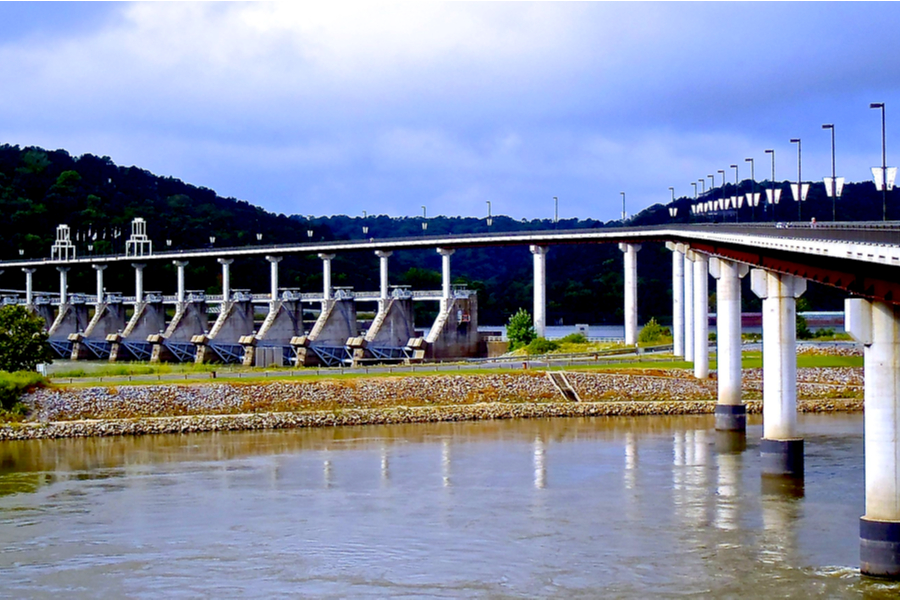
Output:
[{"xmin": 0, "ymin": 414, "xmax": 892, "ymax": 598}]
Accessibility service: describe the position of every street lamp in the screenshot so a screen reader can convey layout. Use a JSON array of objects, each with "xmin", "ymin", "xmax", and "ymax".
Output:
[
  {"xmin": 699, "ymin": 178, "xmax": 705, "ymax": 195},
  {"xmin": 822, "ymin": 124, "xmax": 842, "ymax": 221},
  {"xmin": 764, "ymin": 149, "xmax": 779, "ymax": 220},
  {"xmin": 486, "ymin": 200, "xmax": 492, "ymax": 227},
  {"xmin": 745, "ymin": 157, "xmax": 760, "ymax": 220},
  {"xmin": 790, "ymin": 138, "xmax": 804, "ymax": 220},
  {"xmin": 870, "ymin": 102, "xmax": 890, "ymax": 220},
  {"xmin": 553, "ymin": 196, "xmax": 558, "ymax": 223},
  {"xmin": 717, "ymin": 170, "xmax": 726, "ymax": 212},
  {"xmin": 669, "ymin": 187, "xmax": 675, "ymax": 202},
  {"xmin": 621, "ymin": 192, "xmax": 626, "ymax": 221},
  {"xmin": 690, "ymin": 182, "xmax": 696, "ymax": 199},
  {"xmin": 421, "ymin": 205, "xmax": 427, "ymax": 232},
  {"xmin": 730, "ymin": 164, "xmax": 740, "ymax": 217}
]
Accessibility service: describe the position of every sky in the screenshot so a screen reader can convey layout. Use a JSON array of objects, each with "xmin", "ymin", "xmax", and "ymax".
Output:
[{"xmin": 2, "ymin": 2, "xmax": 900, "ymax": 222}]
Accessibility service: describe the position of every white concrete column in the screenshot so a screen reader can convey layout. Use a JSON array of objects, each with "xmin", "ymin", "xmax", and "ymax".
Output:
[
  {"xmin": 266, "ymin": 256, "xmax": 282, "ymax": 302},
  {"xmin": 23, "ymin": 268, "xmax": 36, "ymax": 306},
  {"xmin": 530, "ymin": 245, "xmax": 549, "ymax": 338},
  {"xmin": 437, "ymin": 248, "xmax": 455, "ymax": 309},
  {"xmin": 690, "ymin": 250, "xmax": 709, "ymax": 379},
  {"xmin": 666, "ymin": 242, "xmax": 686, "ymax": 357},
  {"xmin": 683, "ymin": 250, "xmax": 694, "ymax": 362},
  {"xmin": 751, "ymin": 269, "xmax": 806, "ymax": 477},
  {"xmin": 375, "ymin": 250, "xmax": 392, "ymax": 300},
  {"xmin": 93, "ymin": 264, "xmax": 107, "ymax": 304},
  {"xmin": 846, "ymin": 298, "xmax": 900, "ymax": 577},
  {"xmin": 132, "ymin": 263, "xmax": 146, "ymax": 304},
  {"xmin": 710, "ymin": 257, "xmax": 750, "ymax": 431},
  {"xmin": 57, "ymin": 266, "xmax": 69, "ymax": 305},
  {"xmin": 618, "ymin": 243, "xmax": 642, "ymax": 346},
  {"xmin": 174, "ymin": 261, "xmax": 188, "ymax": 303},
  {"xmin": 318, "ymin": 253, "xmax": 335, "ymax": 300},
  {"xmin": 218, "ymin": 258, "xmax": 234, "ymax": 301}
]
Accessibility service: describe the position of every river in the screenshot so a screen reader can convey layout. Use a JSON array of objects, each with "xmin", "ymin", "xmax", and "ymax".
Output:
[{"xmin": 0, "ymin": 413, "xmax": 897, "ymax": 598}]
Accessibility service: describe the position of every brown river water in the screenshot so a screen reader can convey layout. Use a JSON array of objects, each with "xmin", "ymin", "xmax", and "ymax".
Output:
[{"xmin": 0, "ymin": 412, "xmax": 897, "ymax": 598}]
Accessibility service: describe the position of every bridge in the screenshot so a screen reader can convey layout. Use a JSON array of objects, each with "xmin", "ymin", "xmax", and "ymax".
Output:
[{"xmin": 2, "ymin": 218, "xmax": 900, "ymax": 578}]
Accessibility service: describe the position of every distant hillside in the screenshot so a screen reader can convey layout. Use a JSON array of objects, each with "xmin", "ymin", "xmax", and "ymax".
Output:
[{"xmin": 0, "ymin": 144, "xmax": 852, "ymax": 325}]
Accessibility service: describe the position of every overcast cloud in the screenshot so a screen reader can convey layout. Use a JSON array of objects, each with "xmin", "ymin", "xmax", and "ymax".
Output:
[{"xmin": 1, "ymin": 2, "xmax": 899, "ymax": 221}]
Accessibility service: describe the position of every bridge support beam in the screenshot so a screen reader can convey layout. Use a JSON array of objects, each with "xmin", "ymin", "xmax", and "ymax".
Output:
[
  {"xmin": 751, "ymin": 269, "xmax": 806, "ymax": 478},
  {"xmin": 689, "ymin": 250, "xmax": 709, "ymax": 379},
  {"xmin": 531, "ymin": 245, "xmax": 549, "ymax": 338},
  {"xmin": 319, "ymin": 253, "xmax": 335, "ymax": 301},
  {"xmin": 174, "ymin": 261, "xmax": 188, "ymax": 303},
  {"xmin": 93, "ymin": 264, "xmax": 106, "ymax": 304},
  {"xmin": 437, "ymin": 248, "xmax": 455, "ymax": 312},
  {"xmin": 684, "ymin": 250, "xmax": 694, "ymax": 362},
  {"xmin": 710, "ymin": 257, "xmax": 749, "ymax": 431},
  {"xmin": 23, "ymin": 268, "xmax": 35, "ymax": 308},
  {"xmin": 132, "ymin": 263, "xmax": 146, "ymax": 304},
  {"xmin": 218, "ymin": 258, "xmax": 233, "ymax": 301},
  {"xmin": 666, "ymin": 242, "xmax": 685, "ymax": 358},
  {"xmin": 375, "ymin": 250, "xmax": 392, "ymax": 302},
  {"xmin": 267, "ymin": 255, "xmax": 282, "ymax": 303},
  {"xmin": 58, "ymin": 266, "xmax": 69, "ymax": 306},
  {"xmin": 846, "ymin": 298, "xmax": 900, "ymax": 579},
  {"xmin": 618, "ymin": 243, "xmax": 641, "ymax": 346}
]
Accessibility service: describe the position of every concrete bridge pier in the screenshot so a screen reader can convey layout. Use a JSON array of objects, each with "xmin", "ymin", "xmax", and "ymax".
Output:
[
  {"xmin": 242, "ymin": 292, "xmax": 303, "ymax": 367},
  {"xmin": 194, "ymin": 293, "xmax": 254, "ymax": 364},
  {"xmin": 689, "ymin": 250, "xmax": 709, "ymax": 379},
  {"xmin": 149, "ymin": 293, "xmax": 208, "ymax": 363},
  {"xmin": 846, "ymin": 298, "xmax": 900, "ymax": 579},
  {"xmin": 710, "ymin": 257, "xmax": 749, "ymax": 431},
  {"xmin": 751, "ymin": 269, "xmax": 806, "ymax": 478},
  {"xmin": 666, "ymin": 242, "xmax": 685, "ymax": 358},
  {"xmin": 426, "ymin": 292, "xmax": 480, "ymax": 360},
  {"xmin": 684, "ymin": 250, "xmax": 695, "ymax": 362},
  {"xmin": 293, "ymin": 294, "xmax": 357, "ymax": 367},
  {"xmin": 619, "ymin": 243, "xmax": 641, "ymax": 347},
  {"xmin": 70, "ymin": 266, "xmax": 125, "ymax": 360},
  {"xmin": 531, "ymin": 245, "xmax": 548, "ymax": 338},
  {"xmin": 109, "ymin": 296, "xmax": 167, "ymax": 362}
]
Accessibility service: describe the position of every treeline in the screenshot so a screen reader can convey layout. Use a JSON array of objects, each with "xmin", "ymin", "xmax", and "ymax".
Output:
[{"xmin": 0, "ymin": 144, "xmax": 853, "ymax": 325}]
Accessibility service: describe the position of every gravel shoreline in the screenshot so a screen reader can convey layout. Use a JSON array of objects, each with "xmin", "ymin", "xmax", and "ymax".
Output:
[{"xmin": 0, "ymin": 369, "xmax": 864, "ymax": 441}]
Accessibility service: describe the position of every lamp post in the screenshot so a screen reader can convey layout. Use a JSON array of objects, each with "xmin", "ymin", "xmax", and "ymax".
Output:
[
  {"xmin": 871, "ymin": 102, "xmax": 888, "ymax": 220},
  {"xmin": 717, "ymin": 169, "xmax": 726, "ymax": 213},
  {"xmin": 486, "ymin": 200, "xmax": 492, "ymax": 227},
  {"xmin": 790, "ymin": 138, "xmax": 803, "ymax": 221},
  {"xmin": 690, "ymin": 182, "xmax": 696, "ymax": 199},
  {"xmin": 730, "ymin": 163, "xmax": 739, "ymax": 219},
  {"xmin": 669, "ymin": 187, "xmax": 675, "ymax": 202},
  {"xmin": 421, "ymin": 205, "xmax": 427, "ymax": 232},
  {"xmin": 765, "ymin": 149, "xmax": 776, "ymax": 221},
  {"xmin": 822, "ymin": 123, "xmax": 838, "ymax": 221},
  {"xmin": 699, "ymin": 178, "xmax": 705, "ymax": 195},
  {"xmin": 553, "ymin": 196, "xmax": 558, "ymax": 224},
  {"xmin": 745, "ymin": 157, "xmax": 757, "ymax": 221},
  {"xmin": 621, "ymin": 192, "xmax": 626, "ymax": 221}
]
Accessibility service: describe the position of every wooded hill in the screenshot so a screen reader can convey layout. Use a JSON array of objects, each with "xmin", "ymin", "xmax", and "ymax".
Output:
[{"xmin": 0, "ymin": 144, "xmax": 864, "ymax": 325}]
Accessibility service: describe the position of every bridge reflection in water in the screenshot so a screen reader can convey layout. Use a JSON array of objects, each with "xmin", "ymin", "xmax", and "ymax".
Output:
[{"xmin": 0, "ymin": 413, "xmax": 885, "ymax": 597}]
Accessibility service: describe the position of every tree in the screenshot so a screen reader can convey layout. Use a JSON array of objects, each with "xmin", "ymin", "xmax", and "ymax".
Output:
[
  {"xmin": 0, "ymin": 306, "xmax": 53, "ymax": 372},
  {"xmin": 507, "ymin": 308, "xmax": 536, "ymax": 351}
]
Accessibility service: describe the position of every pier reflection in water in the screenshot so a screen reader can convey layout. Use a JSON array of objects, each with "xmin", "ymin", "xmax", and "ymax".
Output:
[{"xmin": 0, "ymin": 413, "xmax": 898, "ymax": 597}]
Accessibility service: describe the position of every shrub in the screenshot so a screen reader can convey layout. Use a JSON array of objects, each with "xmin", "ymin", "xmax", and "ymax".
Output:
[
  {"xmin": 558, "ymin": 332, "xmax": 588, "ymax": 344},
  {"xmin": 796, "ymin": 314, "xmax": 812, "ymax": 340},
  {"xmin": 525, "ymin": 337, "xmax": 559, "ymax": 355},
  {"xmin": 638, "ymin": 318, "xmax": 671, "ymax": 344},
  {"xmin": 507, "ymin": 308, "xmax": 536, "ymax": 351},
  {"xmin": 0, "ymin": 371, "xmax": 45, "ymax": 411},
  {"xmin": 0, "ymin": 305, "xmax": 54, "ymax": 372}
]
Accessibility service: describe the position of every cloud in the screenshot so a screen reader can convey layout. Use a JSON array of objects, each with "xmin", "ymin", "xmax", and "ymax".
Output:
[{"xmin": 1, "ymin": 2, "xmax": 900, "ymax": 220}]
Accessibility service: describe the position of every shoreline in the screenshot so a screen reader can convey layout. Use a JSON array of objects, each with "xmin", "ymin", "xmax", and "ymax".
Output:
[{"xmin": 0, "ymin": 369, "xmax": 864, "ymax": 441}]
